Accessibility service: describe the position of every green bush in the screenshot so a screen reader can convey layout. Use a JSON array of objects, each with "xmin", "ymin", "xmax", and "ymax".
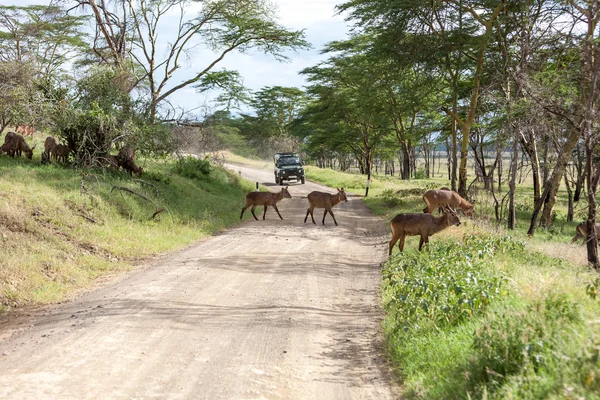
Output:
[
  {"xmin": 466, "ymin": 294, "xmax": 596, "ymax": 399},
  {"xmin": 379, "ymin": 188, "xmax": 402, "ymax": 207},
  {"xmin": 383, "ymin": 235, "xmax": 517, "ymax": 333},
  {"xmin": 174, "ymin": 156, "xmax": 210, "ymax": 179}
]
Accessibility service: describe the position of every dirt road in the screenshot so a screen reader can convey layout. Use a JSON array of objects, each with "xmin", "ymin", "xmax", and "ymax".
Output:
[{"xmin": 0, "ymin": 164, "xmax": 399, "ymax": 399}]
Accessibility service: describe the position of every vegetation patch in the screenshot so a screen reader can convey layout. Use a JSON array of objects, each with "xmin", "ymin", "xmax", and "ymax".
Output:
[
  {"xmin": 0, "ymin": 157, "xmax": 254, "ymax": 313},
  {"xmin": 383, "ymin": 233, "xmax": 600, "ymax": 399}
]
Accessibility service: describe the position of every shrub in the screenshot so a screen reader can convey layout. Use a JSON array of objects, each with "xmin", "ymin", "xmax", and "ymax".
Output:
[
  {"xmin": 383, "ymin": 235, "xmax": 518, "ymax": 333},
  {"xmin": 379, "ymin": 189, "xmax": 402, "ymax": 207},
  {"xmin": 468, "ymin": 294, "xmax": 589, "ymax": 398},
  {"xmin": 174, "ymin": 156, "xmax": 210, "ymax": 179}
]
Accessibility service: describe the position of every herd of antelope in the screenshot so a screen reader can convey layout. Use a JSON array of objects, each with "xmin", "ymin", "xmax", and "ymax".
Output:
[
  {"xmin": 239, "ymin": 184, "xmax": 476, "ymax": 256},
  {"xmin": 0, "ymin": 129, "xmax": 142, "ymax": 176},
  {"xmin": 240, "ymin": 182, "xmax": 600, "ymax": 256}
]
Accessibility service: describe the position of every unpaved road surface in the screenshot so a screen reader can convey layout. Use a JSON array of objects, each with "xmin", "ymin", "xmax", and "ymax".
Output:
[{"xmin": 0, "ymin": 164, "xmax": 399, "ymax": 399}]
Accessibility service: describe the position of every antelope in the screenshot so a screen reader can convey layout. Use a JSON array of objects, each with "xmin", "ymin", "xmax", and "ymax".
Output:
[
  {"xmin": 423, "ymin": 189, "xmax": 474, "ymax": 217},
  {"xmin": 116, "ymin": 146, "xmax": 142, "ymax": 176},
  {"xmin": 117, "ymin": 146, "xmax": 136, "ymax": 163},
  {"xmin": 120, "ymin": 157, "xmax": 143, "ymax": 176},
  {"xmin": 42, "ymin": 136, "xmax": 57, "ymax": 163},
  {"xmin": 0, "ymin": 131, "xmax": 16, "ymax": 156},
  {"xmin": 15, "ymin": 124, "xmax": 35, "ymax": 138},
  {"xmin": 304, "ymin": 188, "xmax": 348, "ymax": 226},
  {"xmin": 240, "ymin": 186, "xmax": 292, "ymax": 220},
  {"xmin": 1, "ymin": 132, "xmax": 34, "ymax": 159},
  {"xmin": 389, "ymin": 207, "xmax": 461, "ymax": 255},
  {"xmin": 53, "ymin": 143, "xmax": 70, "ymax": 163},
  {"xmin": 571, "ymin": 222, "xmax": 600, "ymax": 245},
  {"xmin": 15, "ymin": 125, "xmax": 34, "ymax": 138}
]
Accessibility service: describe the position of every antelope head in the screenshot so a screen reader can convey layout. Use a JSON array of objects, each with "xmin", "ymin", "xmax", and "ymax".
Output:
[
  {"xmin": 443, "ymin": 204, "xmax": 461, "ymax": 226},
  {"xmin": 337, "ymin": 188, "xmax": 348, "ymax": 202}
]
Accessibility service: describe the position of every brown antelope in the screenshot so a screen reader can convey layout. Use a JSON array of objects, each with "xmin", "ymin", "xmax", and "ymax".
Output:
[
  {"xmin": 42, "ymin": 136, "xmax": 57, "ymax": 163},
  {"xmin": 15, "ymin": 124, "xmax": 35, "ymax": 138},
  {"xmin": 1, "ymin": 132, "xmax": 34, "ymax": 159},
  {"xmin": 389, "ymin": 207, "xmax": 461, "ymax": 255},
  {"xmin": 116, "ymin": 146, "xmax": 143, "ymax": 176},
  {"xmin": 571, "ymin": 222, "xmax": 600, "ymax": 245},
  {"xmin": 304, "ymin": 188, "xmax": 348, "ymax": 226},
  {"xmin": 240, "ymin": 186, "xmax": 292, "ymax": 220},
  {"xmin": 53, "ymin": 143, "xmax": 70, "ymax": 163},
  {"xmin": 0, "ymin": 132, "xmax": 16, "ymax": 156},
  {"xmin": 423, "ymin": 189, "xmax": 474, "ymax": 217},
  {"xmin": 120, "ymin": 157, "xmax": 143, "ymax": 176}
]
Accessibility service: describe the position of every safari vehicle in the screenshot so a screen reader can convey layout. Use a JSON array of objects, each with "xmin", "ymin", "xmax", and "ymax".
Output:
[{"xmin": 274, "ymin": 152, "xmax": 305, "ymax": 185}]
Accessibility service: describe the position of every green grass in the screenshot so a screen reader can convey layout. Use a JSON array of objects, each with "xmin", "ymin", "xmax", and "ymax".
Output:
[{"xmin": 0, "ymin": 154, "xmax": 255, "ymax": 312}]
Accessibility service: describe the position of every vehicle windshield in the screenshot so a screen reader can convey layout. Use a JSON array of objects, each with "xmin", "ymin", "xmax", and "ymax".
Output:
[{"xmin": 278, "ymin": 157, "xmax": 301, "ymax": 166}]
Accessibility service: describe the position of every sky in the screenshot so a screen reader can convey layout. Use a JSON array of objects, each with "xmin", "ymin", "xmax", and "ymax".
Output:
[{"xmin": 2, "ymin": 0, "xmax": 351, "ymax": 115}]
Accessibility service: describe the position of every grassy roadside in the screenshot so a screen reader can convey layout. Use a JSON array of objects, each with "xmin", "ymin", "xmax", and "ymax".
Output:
[
  {"xmin": 298, "ymin": 162, "xmax": 600, "ymax": 398},
  {"xmin": 0, "ymin": 155, "xmax": 255, "ymax": 313}
]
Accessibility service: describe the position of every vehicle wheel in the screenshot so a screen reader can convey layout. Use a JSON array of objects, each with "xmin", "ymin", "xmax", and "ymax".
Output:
[
  {"xmin": 301, "ymin": 176, "xmax": 305, "ymax": 184},
  {"xmin": 277, "ymin": 177, "xmax": 283, "ymax": 185}
]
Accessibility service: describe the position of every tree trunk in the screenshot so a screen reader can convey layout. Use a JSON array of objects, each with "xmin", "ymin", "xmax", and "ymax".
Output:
[
  {"xmin": 508, "ymin": 127, "xmax": 518, "ymax": 230},
  {"xmin": 401, "ymin": 142, "xmax": 411, "ymax": 180},
  {"xmin": 496, "ymin": 145, "xmax": 502, "ymax": 192},
  {"xmin": 585, "ymin": 146, "xmax": 599, "ymax": 268},
  {"xmin": 528, "ymin": 125, "xmax": 581, "ymax": 235},
  {"xmin": 564, "ymin": 175, "xmax": 574, "ymax": 223},
  {"xmin": 520, "ymin": 129, "xmax": 542, "ymax": 204}
]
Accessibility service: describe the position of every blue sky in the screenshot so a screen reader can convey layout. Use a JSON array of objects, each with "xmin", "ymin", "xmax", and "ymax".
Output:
[{"xmin": 2, "ymin": 0, "xmax": 350, "ymax": 114}]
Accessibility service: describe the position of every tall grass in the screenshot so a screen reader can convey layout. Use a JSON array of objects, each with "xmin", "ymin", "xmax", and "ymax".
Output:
[{"xmin": 0, "ymin": 155, "xmax": 254, "ymax": 312}]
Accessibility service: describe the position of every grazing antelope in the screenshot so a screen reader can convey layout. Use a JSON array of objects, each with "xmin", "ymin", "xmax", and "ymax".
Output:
[
  {"xmin": 304, "ymin": 188, "xmax": 348, "ymax": 226},
  {"xmin": 120, "ymin": 157, "xmax": 143, "ymax": 176},
  {"xmin": 1, "ymin": 131, "xmax": 16, "ymax": 156},
  {"xmin": 116, "ymin": 146, "xmax": 142, "ymax": 176},
  {"xmin": 240, "ymin": 186, "xmax": 292, "ymax": 220},
  {"xmin": 571, "ymin": 222, "xmax": 600, "ymax": 245},
  {"xmin": 1, "ymin": 132, "xmax": 34, "ymax": 159},
  {"xmin": 15, "ymin": 124, "xmax": 35, "ymax": 138},
  {"xmin": 42, "ymin": 136, "xmax": 57, "ymax": 163},
  {"xmin": 389, "ymin": 207, "xmax": 461, "ymax": 255},
  {"xmin": 423, "ymin": 189, "xmax": 474, "ymax": 217}
]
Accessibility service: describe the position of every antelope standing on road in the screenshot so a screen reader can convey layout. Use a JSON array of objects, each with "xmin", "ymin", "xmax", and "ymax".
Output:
[
  {"xmin": 240, "ymin": 186, "xmax": 292, "ymax": 221},
  {"xmin": 389, "ymin": 207, "xmax": 461, "ymax": 255},
  {"xmin": 304, "ymin": 188, "xmax": 348, "ymax": 226},
  {"xmin": 423, "ymin": 189, "xmax": 474, "ymax": 217}
]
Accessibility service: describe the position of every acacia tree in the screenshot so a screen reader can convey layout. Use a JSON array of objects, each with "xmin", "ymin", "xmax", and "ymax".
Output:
[
  {"xmin": 339, "ymin": 0, "xmax": 506, "ymax": 196},
  {"xmin": 250, "ymin": 86, "xmax": 307, "ymax": 148},
  {"xmin": 0, "ymin": 4, "xmax": 88, "ymax": 130},
  {"xmin": 568, "ymin": 0, "xmax": 600, "ymax": 268},
  {"xmin": 65, "ymin": 0, "xmax": 308, "ymax": 122},
  {"xmin": 124, "ymin": 0, "xmax": 308, "ymax": 122},
  {"xmin": 301, "ymin": 39, "xmax": 394, "ymax": 178}
]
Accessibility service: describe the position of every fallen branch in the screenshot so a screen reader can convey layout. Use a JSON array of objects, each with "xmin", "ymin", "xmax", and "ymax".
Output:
[
  {"xmin": 111, "ymin": 186, "xmax": 155, "ymax": 205},
  {"xmin": 78, "ymin": 214, "xmax": 97, "ymax": 224},
  {"xmin": 132, "ymin": 179, "xmax": 159, "ymax": 197},
  {"xmin": 110, "ymin": 185, "xmax": 163, "ymax": 220}
]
